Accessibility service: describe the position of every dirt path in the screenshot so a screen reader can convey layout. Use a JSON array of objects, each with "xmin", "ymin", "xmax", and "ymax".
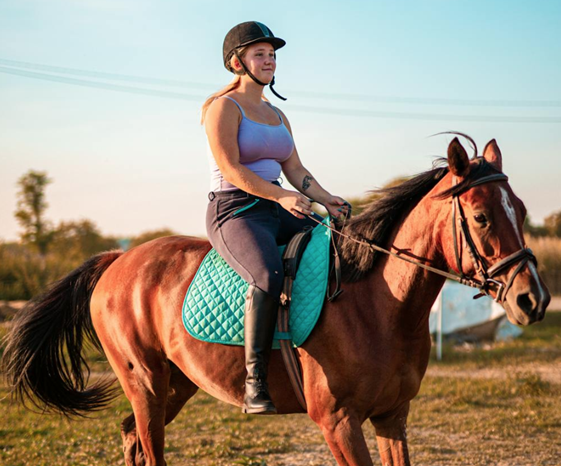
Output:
[{"xmin": 427, "ymin": 362, "xmax": 561, "ymax": 384}]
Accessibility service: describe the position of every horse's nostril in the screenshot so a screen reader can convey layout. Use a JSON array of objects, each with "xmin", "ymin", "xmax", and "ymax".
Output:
[{"xmin": 516, "ymin": 292, "xmax": 538, "ymax": 315}]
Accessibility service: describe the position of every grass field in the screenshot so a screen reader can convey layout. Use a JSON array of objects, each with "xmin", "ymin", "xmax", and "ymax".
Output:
[{"xmin": 1, "ymin": 310, "xmax": 560, "ymax": 466}]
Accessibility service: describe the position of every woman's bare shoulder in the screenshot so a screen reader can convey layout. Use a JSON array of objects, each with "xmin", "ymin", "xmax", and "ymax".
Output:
[{"xmin": 206, "ymin": 95, "xmax": 242, "ymax": 125}]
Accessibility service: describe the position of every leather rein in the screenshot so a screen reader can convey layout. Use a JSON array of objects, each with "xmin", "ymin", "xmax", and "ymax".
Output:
[{"xmin": 308, "ymin": 173, "xmax": 536, "ymax": 304}]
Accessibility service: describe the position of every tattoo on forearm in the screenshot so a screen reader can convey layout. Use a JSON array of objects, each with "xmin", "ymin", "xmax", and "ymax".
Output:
[{"xmin": 302, "ymin": 175, "xmax": 314, "ymax": 191}]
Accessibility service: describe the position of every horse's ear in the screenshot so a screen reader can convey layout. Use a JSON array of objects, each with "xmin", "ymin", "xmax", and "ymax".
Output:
[
  {"xmin": 483, "ymin": 139, "xmax": 503, "ymax": 171},
  {"xmin": 448, "ymin": 137, "xmax": 470, "ymax": 177}
]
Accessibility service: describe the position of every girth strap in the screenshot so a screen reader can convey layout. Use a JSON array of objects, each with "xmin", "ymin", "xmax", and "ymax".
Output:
[{"xmin": 277, "ymin": 226, "xmax": 314, "ymax": 411}]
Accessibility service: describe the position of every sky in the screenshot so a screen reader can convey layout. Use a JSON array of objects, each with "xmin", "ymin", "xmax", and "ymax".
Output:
[{"xmin": 1, "ymin": 0, "xmax": 560, "ymax": 241}]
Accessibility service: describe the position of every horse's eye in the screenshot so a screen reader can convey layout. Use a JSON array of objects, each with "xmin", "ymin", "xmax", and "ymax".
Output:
[{"xmin": 474, "ymin": 213, "xmax": 487, "ymax": 224}]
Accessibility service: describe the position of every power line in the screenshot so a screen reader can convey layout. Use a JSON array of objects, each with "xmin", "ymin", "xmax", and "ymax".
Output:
[
  {"xmin": 2, "ymin": 57, "xmax": 561, "ymax": 109},
  {"xmin": 0, "ymin": 57, "xmax": 212, "ymax": 90},
  {"xmin": 0, "ymin": 66, "xmax": 204, "ymax": 101},
  {"xmin": 1, "ymin": 63, "xmax": 561, "ymax": 123}
]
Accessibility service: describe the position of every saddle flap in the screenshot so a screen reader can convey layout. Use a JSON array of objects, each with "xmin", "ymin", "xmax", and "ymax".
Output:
[
  {"xmin": 182, "ymin": 217, "xmax": 332, "ymax": 349},
  {"xmin": 282, "ymin": 226, "xmax": 314, "ymax": 279}
]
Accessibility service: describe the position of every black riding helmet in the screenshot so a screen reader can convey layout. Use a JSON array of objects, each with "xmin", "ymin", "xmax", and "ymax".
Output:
[{"xmin": 223, "ymin": 21, "xmax": 287, "ymax": 100}]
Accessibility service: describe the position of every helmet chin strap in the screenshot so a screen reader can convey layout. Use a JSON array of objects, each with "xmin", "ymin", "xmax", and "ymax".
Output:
[{"xmin": 234, "ymin": 50, "xmax": 287, "ymax": 101}]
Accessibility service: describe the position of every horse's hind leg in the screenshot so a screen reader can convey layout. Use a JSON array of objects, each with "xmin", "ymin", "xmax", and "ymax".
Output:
[
  {"xmin": 122, "ymin": 413, "xmax": 143, "ymax": 466},
  {"xmin": 369, "ymin": 402, "xmax": 411, "ymax": 466},
  {"xmin": 121, "ymin": 361, "xmax": 199, "ymax": 466},
  {"xmin": 111, "ymin": 350, "xmax": 170, "ymax": 466}
]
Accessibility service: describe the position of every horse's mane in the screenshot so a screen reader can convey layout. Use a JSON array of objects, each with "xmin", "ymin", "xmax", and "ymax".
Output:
[{"xmin": 339, "ymin": 157, "xmax": 501, "ymax": 282}]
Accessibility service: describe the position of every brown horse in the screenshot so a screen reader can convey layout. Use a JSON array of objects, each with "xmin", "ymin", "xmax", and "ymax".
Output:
[{"xmin": 3, "ymin": 136, "xmax": 550, "ymax": 466}]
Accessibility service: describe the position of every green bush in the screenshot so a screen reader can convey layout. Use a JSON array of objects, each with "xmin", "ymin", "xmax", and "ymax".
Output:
[{"xmin": 0, "ymin": 243, "xmax": 69, "ymax": 300}]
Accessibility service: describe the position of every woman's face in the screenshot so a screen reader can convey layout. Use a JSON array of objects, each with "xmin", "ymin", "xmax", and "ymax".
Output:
[{"xmin": 236, "ymin": 42, "xmax": 276, "ymax": 83}]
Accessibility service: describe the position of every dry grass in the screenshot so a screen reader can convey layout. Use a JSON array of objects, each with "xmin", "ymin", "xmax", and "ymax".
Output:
[
  {"xmin": 527, "ymin": 236, "xmax": 561, "ymax": 294},
  {"xmin": 1, "ymin": 313, "xmax": 561, "ymax": 465}
]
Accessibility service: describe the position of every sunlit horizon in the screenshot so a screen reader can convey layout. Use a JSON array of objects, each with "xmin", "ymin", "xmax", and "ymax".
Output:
[{"xmin": 2, "ymin": 0, "xmax": 560, "ymax": 242}]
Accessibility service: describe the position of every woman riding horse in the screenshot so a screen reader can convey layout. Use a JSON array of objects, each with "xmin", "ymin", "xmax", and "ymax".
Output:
[
  {"xmin": 201, "ymin": 21, "xmax": 349, "ymax": 414},
  {"xmin": 2, "ymin": 134, "xmax": 550, "ymax": 466}
]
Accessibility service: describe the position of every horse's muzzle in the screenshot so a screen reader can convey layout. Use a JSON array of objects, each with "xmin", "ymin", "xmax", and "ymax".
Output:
[{"xmin": 505, "ymin": 285, "xmax": 550, "ymax": 326}]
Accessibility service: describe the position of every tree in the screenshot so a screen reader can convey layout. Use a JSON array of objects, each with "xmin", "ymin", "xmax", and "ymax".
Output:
[
  {"xmin": 544, "ymin": 210, "xmax": 561, "ymax": 238},
  {"xmin": 14, "ymin": 170, "xmax": 53, "ymax": 255},
  {"xmin": 524, "ymin": 215, "xmax": 547, "ymax": 237},
  {"xmin": 50, "ymin": 220, "xmax": 120, "ymax": 260}
]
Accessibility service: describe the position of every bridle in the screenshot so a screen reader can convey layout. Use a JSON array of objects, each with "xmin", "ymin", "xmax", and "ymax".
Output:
[
  {"xmin": 449, "ymin": 173, "xmax": 536, "ymax": 302},
  {"xmin": 309, "ymin": 172, "xmax": 537, "ymax": 304}
]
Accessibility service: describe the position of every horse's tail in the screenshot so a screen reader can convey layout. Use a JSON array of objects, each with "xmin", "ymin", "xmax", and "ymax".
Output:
[{"xmin": 2, "ymin": 250, "xmax": 123, "ymax": 416}]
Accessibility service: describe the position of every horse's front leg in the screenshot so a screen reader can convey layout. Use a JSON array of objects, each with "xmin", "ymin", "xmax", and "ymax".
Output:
[
  {"xmin": 311, "ymin": 409, "xmax": 374, "ymax": 466},
  {"xmin": 369, "ymin": 402, "xmax": 411, "ymax": 466}
]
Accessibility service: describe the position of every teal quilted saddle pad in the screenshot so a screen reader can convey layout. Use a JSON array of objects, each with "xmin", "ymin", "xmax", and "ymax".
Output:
[{"xmin": 182, "ymin": 218, "xmax": 331, "ymax": 349}]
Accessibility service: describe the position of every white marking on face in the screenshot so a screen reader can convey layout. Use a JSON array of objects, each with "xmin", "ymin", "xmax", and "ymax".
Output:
[
  {"xmin": 500, "ymin": 187, "xmax": 523, "ymax": 248},
  {"xmin": 528, "ymin": 261, "xmax": 545, "ymax": 305},
  {"xmin": 499, "ymin": 187, "xmax": 544, "ymax": 305}
]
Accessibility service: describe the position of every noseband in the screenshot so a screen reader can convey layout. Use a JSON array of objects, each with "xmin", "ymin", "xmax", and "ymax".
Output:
[
  {"xmin": 309, "ymin": 172, "xmax": 537, "ymax": 304},
  {"xmin": 450, "ymin": 173, "xmax": 537, "ymax": 303}
]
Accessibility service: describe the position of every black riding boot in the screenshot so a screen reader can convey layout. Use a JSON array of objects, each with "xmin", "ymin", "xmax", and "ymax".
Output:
[{"xmin": 242, "ymin": 285, "xmax": 279, "ymax": 414}]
